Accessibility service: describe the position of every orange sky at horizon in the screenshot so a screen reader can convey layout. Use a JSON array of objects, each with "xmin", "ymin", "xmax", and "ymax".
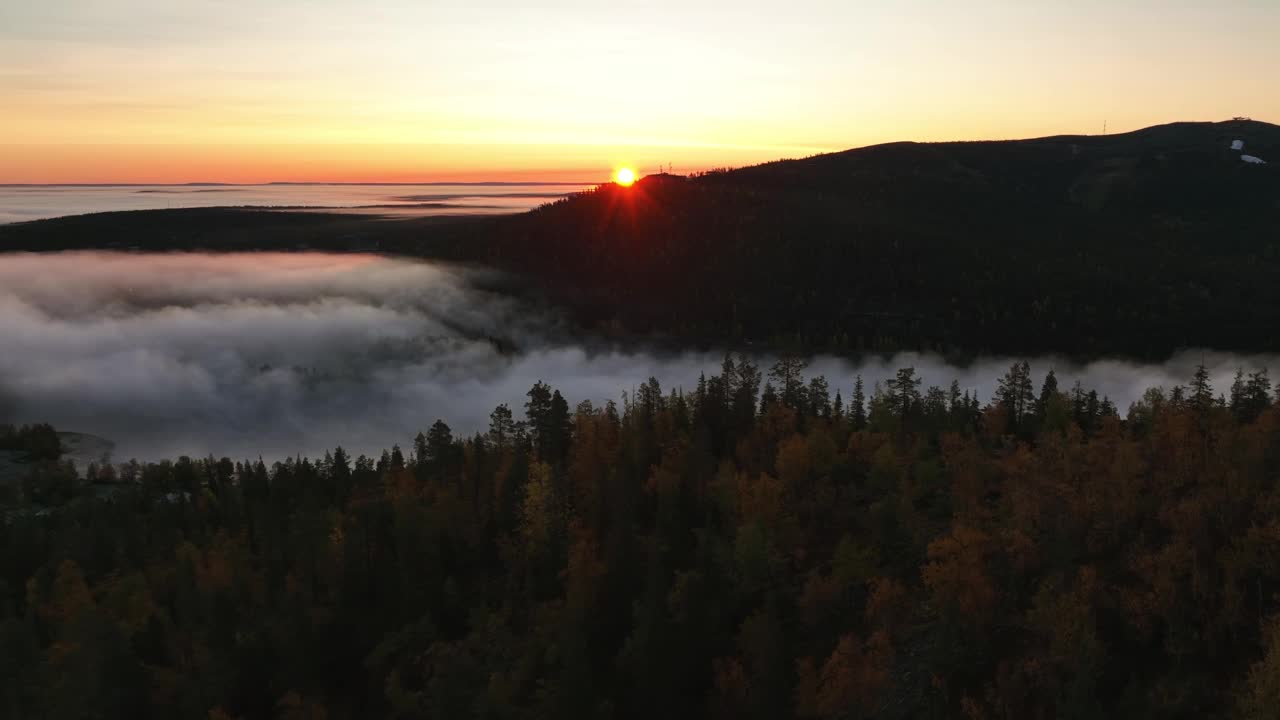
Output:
[
  {"xmin": 3, "ymin": 0, "xmax": 1277, "ymax": 184},
  {"xmin": 0, "ymin": 141, "xmax": 832, "ymax": 185}
]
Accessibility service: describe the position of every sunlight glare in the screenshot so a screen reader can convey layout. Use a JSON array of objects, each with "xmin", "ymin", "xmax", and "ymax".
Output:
[{"xmin": 613, "ymin": 167, "xmax": 637, "ymax": 186}]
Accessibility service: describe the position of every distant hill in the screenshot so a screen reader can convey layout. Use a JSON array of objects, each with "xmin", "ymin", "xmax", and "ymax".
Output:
[
  {"xmin": 3, "ymin": 120, "xmax": 1278, "ymax": 358},
  {"xmin": 0, "ymin": 207, "xmax": 495, "ymax": 256},
  {"xmin": 432, "ymin": 119, "xmax": 1280, "ymax": 358}
]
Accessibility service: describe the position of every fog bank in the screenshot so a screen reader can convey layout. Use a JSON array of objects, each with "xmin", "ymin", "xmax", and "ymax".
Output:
[{"xmin": 0, "ymin": 252, "xmax": 1272, "ymax": 462}]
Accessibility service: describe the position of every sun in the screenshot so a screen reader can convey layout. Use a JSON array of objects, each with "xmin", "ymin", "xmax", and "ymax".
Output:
[{"xmin": 613, "ymin": 167, "xmax": 637, "ymax": 186}]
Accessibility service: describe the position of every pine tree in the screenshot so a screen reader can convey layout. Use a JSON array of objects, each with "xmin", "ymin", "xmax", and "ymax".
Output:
[
  {"xmin": 1245, "ymin": 369, "xmax": 1273, "ymax": 421},
  {"xmin": 885, "ymin": 367, "xmax": 921, "ymax": 419},
  {"xmin": 548, "ymin": 390, "xmax": 573, "ymax": 462},
  {"xmin": 1230, "ymin": 368, "xmax": 1249, "ymax": 420},
  {"xmin": 1190, "ymin": 364, "xmax": 1215, "ymax": 415},
  {"xmin": 526, "ymin": 382, "xmax": 572, "ymax": 462},
  {"xmin": 413, "ymin": 431, "xmax": 429, "ymax": 466},
  {"xmin": 426, "ymin": 420, "xmax": 454, "ymax": 468},
  {"xmin": 995, "ymin": 361, "xmax": 1034, "ymax": 431},
  {"xmin": 1099, "ymin": 396, "xmax": 1117, "ymax": 418},
  {"xmin": 732, "ymin": 355, "xmax": 762, "ymax": 434},
  {"xmin": 948, "ymin": 380, "xmax": 962, "ymax": 412},
  {"xmin": 488, "ymin": 403, "xmax": 516, "ymax": 449},
  {"xmin": 527, "ymin": 381, "xmax": 553, "ymax": 433},
  {"xmin": 768, "ymin": 355, "xmax": 808, "ymax": 409},
  {"xmin": 1036, "ymin": 369, "xmax": 1059, "ymax": 418},
  {"xmin": 720, "ymin": 354, "xmax": 738, "ymax": 401},
  {"xmin": 760, "ymin": 382, "xmax": 779, "ymax": 413},
  {"xmin": 807, "ymin": 376, "xmax": 831, "ymax": 418},
  {"xmin": 850, "ymin": 376, "xmax": 867, "ymax": 430}
]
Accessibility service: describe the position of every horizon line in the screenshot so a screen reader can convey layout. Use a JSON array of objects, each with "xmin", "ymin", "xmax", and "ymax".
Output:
[{"xmin": 0, "ymin": 181, "xmax": 602, "ymax": 188}]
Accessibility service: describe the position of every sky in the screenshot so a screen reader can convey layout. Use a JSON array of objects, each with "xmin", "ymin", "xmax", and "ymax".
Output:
[{"xmin": 1, "ymin": 0, "xmax": 1277, "ymax": 183}]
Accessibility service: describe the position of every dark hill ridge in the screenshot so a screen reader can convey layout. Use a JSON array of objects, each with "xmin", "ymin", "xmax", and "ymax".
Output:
[
  {"xmin": 0, "ymin": 208, "xmax": 498, "ymax": 256},
  {"xmin": 431, "ymin": 119, "xmax": 1279, "ymax": 358},
  {"xmin": 709, "ymin": 119, "xmax": 1278, "ymax": 211},
  {"xmin": 2, "ymin": 120, "xmax": 1277, "ymax": 358}
]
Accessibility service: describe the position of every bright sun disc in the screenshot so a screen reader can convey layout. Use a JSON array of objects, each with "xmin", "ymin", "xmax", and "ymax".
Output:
[{"xmin": 613, "ymin": 167, "xmax": 637, "ymax": 186}]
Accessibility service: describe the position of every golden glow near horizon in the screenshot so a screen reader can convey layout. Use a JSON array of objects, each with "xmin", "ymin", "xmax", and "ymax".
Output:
[
  {"xmin": 1, "ymin": 1, "xmax": 1278, "ymax": 183},
  {"xmin": 613, "ymin": 167, "xmax": 637, "ymax": 186}
]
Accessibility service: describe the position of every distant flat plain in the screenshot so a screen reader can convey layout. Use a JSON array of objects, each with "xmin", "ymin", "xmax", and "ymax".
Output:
[{"xmin": 0, "ymin": 183, "xmax": 592, "ymax": 224}]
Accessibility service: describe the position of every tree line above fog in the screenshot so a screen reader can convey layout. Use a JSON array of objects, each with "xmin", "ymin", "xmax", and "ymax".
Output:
[{"xmin": 4, "ymin": 357, "xmax": 1280, "ymax": 718}]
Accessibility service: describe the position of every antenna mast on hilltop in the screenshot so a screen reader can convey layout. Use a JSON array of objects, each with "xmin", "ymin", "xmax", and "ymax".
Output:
[{"xmin": 1102, "ymin": 119, "xmax": 1107, "ymax": 135}]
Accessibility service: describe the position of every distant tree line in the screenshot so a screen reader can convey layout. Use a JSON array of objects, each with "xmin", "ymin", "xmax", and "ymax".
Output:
[
  {"xmin": 4, "ymin": 359, "xmax": 1280, "ymax": 718},
  {"xmin": 0, "ymin": 423, "xmax": 61, "ymax": 461}
]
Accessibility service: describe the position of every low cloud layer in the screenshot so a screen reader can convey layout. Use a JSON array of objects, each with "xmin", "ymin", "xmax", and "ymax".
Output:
[{"xmin": 0, "ymin": 252, "xmax": 1273, "ymax": 462}]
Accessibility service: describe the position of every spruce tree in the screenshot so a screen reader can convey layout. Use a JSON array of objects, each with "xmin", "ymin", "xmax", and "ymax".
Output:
[{"xmin": 850, "ymin": 375, "xmax": 867, "ymax": 430}]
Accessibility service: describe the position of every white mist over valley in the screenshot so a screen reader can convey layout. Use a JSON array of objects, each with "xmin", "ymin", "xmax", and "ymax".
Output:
[{"xmin": 0, "ymin": 251, "xmax": 1270, "ymax": 462}]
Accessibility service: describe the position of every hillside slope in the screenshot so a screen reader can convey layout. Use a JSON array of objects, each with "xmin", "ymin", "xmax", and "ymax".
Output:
[
  {"xmin": 2, "ymin": 120, "xmax": 1277, "ymax": 358},
  {"xmin": 439, "ymin": 119, "xmax": 1280, "ymax": 358}
]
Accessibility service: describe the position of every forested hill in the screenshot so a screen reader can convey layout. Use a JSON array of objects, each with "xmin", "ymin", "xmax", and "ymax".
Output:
[
  {"xmin": 3, "ymin": 120, "xmax": 1278, "ymax": 358},
  {"xmin": 434, "ymin": 119, "xmax": 1280, "ymax": 358}
]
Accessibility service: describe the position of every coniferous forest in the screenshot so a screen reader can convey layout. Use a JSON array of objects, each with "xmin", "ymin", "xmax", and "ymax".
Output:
[{"xmin": 5, "ymin": 358, "xmax": 1280, "ymax": 719}]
